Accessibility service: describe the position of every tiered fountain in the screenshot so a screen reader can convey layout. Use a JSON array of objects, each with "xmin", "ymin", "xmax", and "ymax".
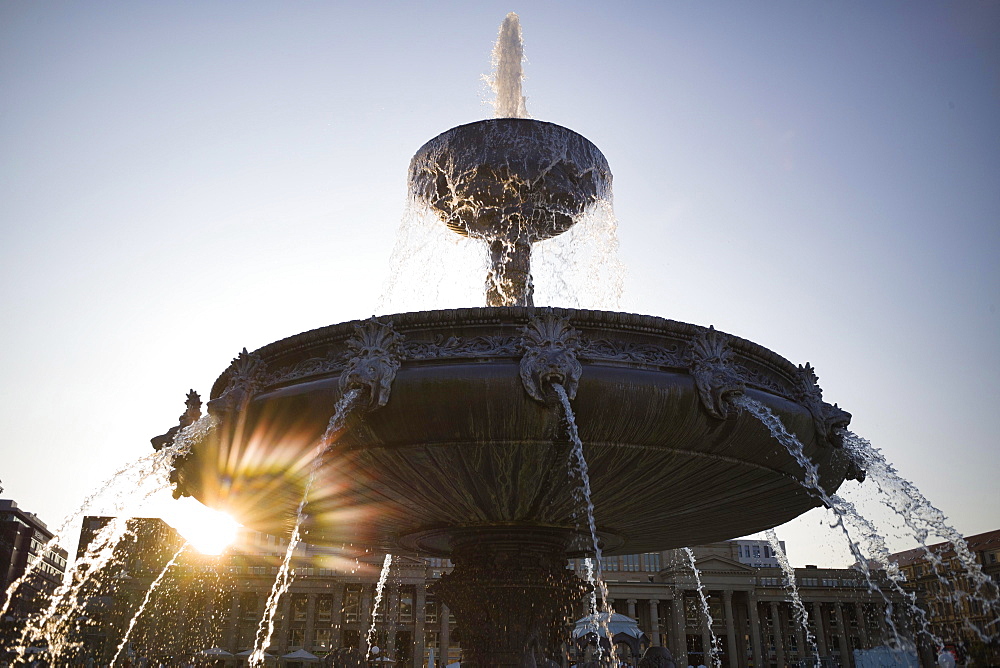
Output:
[{"xmin": 160, "ymin": 14, "xmax": 863, "ymax": 667}]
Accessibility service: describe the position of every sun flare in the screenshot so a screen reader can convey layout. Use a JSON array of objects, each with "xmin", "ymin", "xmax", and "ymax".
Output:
[{"xmin": 160, "ymin": 497, "xmax": 241, "ymax": 555}]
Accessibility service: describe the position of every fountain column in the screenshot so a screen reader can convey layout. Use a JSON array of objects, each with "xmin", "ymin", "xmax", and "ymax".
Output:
[
  {"xmin": 723, "ymin": 590, "xmax": 738, "ymax": 668},
  {"xmin": 747, "ymin": 593, "xmax": 763, "ymax": 668},
  {"xmin": 648, "ymin": 599, "xmax": 661, "ymax": 646},
  {"xmin": 770, "ymin": 601, "xmax": 785, "ymax": 667}
]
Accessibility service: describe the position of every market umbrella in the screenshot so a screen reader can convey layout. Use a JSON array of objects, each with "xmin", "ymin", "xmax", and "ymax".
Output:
[
  {"xmin": 572, "ymin": 612, "xmax": 644, "ymax": 639},
  {"xmin": 281, "ymin": 648, "xmax": 320, "ymax": 662},
  {"xmin": 201, "ymin": 648, "xmax": 235, "ymax": 657}
]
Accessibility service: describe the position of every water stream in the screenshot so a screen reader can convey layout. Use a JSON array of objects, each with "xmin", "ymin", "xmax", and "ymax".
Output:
[
  {"xmin": 250, "ymin": 389, "xmax": 360, "ymax": 667},
  {"xmin": 733, "ymin": 395, "xmax": 929, "ymax": 651},
  {"xmin": 765, "ymin": 529, "xmax": 819, "ymax": 666},
  {"xmin": 682, "ymin": 547, "xmax": 722, "ymax": 668},
  {"xmin": 366, "ymin": 554, "xmax": 394, "ymax": 660},
  {"xmin": 553, "ymin": 383, "xmax": 618, "ymax": 665},
  {"xmin": 110, "ymin": 542, "xmax": 190, "ymax": 665},
  {"xmin": 842, "ymin": 430, "xmax": 1000, "ymax": 642}
]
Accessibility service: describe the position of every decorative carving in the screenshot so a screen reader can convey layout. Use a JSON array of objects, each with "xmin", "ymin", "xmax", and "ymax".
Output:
[
  {"xmin": 519, "ymin": 312, "xmax": 582, "ymax": 402},
  {"xmin": 264, "ymin": 349, "xmax": 345, "ymax": 387},
  {"xmin": 151, "ymin": 390, "xmax": 201, "ymax": 451},
  {"xmin": 578, "ymin": 339, "xmax": 684, "ymax": 368},
  {"xmin": 794, "ymin": 363, "xmax": 852, "ymax": 446},
  {"xmin": 688, "ymin": 326, "xmax": 745, "ymax": 419},
  {"xmin": 206, "ymin": 348, "xmax": 267, "ymax": 418},
  {"xmin": 403, "ymin": 334, "xmax": 521, "ymax": 360},
  {"xmin": 339, "ymin": 318, "xmax": 405, "ymax": 411}
]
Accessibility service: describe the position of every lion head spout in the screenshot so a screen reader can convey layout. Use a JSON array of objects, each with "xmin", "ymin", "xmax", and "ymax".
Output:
[
  {"xmin": 519, "ymin": 311, "xmax": 582, "ymax": 402},
  {"xmin": 339, "ymin": 318, "xmax": 404, "ymax": 411}
]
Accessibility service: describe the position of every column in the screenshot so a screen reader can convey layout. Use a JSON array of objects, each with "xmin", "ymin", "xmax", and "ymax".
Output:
[
  {"xmin": 385, "ymin": 583, "xmax": 399, "ymax": 659},
  {"xmin": 279, "ymin": 594, "xmax": 292, "ymax": 653},
  {"xmin": 439, "ymin": 603, "xmax": 451, "ymax": 666},
  {"xmin": 854, "ymin": 602, "xmax": 869, "ymax": 648},
  {"xmin": 627, "ymin": 598, "xmax": 637, "ymax": 619},
  {"xmin": 722, "ymin": 590, "xmax": 738, "ymax": 668},
  {"xmin": 794, "ymin": 611, "xmax": 806, "ymax": 662},
  {"xmin": 671, "ymin": 590, "xmax": 688, "ymax": 666},
  {"xmin": 223, "ymin": 593, "xmax": 239, "ymax": 650},
  {"xmin": 331, "ymin": 585, "xmax": 344, "ymax": 647},
  {"xmin": 305, "ymin": 593, "xmax": 316, "ymax": 649},
  {"xmin": 834, "ymin": 602, "xmax": 851, "ymax": 663},
  {"xmin": 770, "ymin": 602, "xmax": 784, "ymax": 667},
  {"xmin": 649, "ymin": 599, "xmax": 661, "ymax": 647},
  {"xmin": 413, "ymin": 583, "xmax": 427, "ymax": 668},
  {"xmin": 747, "ymin": 593, "xmax": 763, "ymax": 668},
  {"xmin": 813, "ymin": 602, "xmax": 828, "ymax": 657}
]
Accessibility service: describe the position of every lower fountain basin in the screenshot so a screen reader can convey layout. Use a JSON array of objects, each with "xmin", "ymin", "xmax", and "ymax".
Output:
[{"xmin": 172, "ymin": 307, "xmax": 856, "ymax": 556}]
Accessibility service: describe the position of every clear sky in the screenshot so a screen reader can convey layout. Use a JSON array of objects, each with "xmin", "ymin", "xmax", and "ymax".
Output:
[{"xmin": 1, "ymin": 2, "xmax": 998, "ymax": 568}]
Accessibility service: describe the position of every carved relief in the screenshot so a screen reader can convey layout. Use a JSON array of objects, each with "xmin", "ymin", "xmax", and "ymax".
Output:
[
  {"xmin": 519, "ymin": 312, "xmax": 583, "ymax": 401},
  {"xmin": 207, "ymin": 348, "xmax": 267, "ymax": 418},
  {"xmin": 339, "ymin": 318, "xmax": 405, "ymax": 411},
  {"xmin": 688, "ymin": 326, "xmax": 745, "ymax": 419}
]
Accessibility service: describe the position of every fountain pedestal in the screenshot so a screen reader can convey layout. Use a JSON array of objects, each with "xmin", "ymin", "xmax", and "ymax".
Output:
[{"xmin": 430, "ymin": 528, "xmax": 587, "ymax": 667}]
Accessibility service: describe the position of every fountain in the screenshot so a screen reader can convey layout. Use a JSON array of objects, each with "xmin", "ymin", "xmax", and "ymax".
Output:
[{"xmin": 156, "ymin": 14, "xmax": 866, "ymax": 667}]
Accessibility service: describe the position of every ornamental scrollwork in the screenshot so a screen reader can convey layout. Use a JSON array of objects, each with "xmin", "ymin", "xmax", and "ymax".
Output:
[
  {"xmin": 687, "ymin": 326, "xmax": 745, "ymax": 419},
  {"xmin": 207, "ymin": 348, "xmax": 267, "ymax": 418}
]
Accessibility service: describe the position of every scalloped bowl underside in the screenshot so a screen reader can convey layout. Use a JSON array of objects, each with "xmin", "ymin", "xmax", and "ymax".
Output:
[{"xmin": 177, "ymin": 307, "xmax": 850, "ymax": 557}]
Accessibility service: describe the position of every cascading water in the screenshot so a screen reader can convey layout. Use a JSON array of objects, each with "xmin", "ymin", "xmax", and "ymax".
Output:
[
  {"xmin": 110, "ymin": 542, "xmax": 189, "ymax": 666},
  {"xmin": 841, "ymin": 430, "xmax": 1000, "ymax": 642},
  {"xmin": 765, "ymin": 529, "xmax": 819, "ymax": 666},
  {"xmin": 250, "ymin": 389, "xmax": 361, "ymax": 667},
  {"xmin": 682, "ymin": 547, "xmax": 722, "ymax": 668},
  {"xmin": 732, "ymin": 395, "xmax": 928, "ymax": 651},
  {"xmin": 366, "ymin": 554, "xmax": 394, "ymax": 660}
]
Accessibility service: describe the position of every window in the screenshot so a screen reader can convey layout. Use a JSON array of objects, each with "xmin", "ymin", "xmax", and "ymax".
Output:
[
  {"xmin": 426, "ymin": 596, "xmax": 438, "ymax": 624},
  {"xmin": 288, "ymin": 628, "xmax": 305, "ymax": 648},
  {"xmin": 314, "ymin": 628, "xmax": 332, "ymax": 649},
  {"xmin": 317, "ymin": 595, "xmax": 334, "ymax": 623},
  {"xmin": 399, "ymin": 586, "xmax": 414, "ymax": 623},
  {"xmin": 752, "ymin": 546, "xmax": 761, "ymax": 559},
  {"xmin": 344, "ymin": 586, "xmax": 363, "ymax": 623}
]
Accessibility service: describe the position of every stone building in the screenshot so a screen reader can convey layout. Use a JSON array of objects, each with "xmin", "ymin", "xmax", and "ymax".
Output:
[{"xmin": 887, "ymin": 528, "xmax": 1000, "ymax": 665}]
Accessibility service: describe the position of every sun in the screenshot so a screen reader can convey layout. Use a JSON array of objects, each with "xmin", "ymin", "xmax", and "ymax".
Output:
[{"xmin": 160, "ymin": 497, "xmax": 241, "ymax": 555}]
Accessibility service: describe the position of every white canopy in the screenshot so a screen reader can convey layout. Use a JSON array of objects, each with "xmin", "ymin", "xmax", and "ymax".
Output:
[
  {"xmin": 235, "ymin": 649, "xmax": 275, "ymax": 659},
  {"xmin": 572, "ymin": 612, "xmax": 644, "ymax": 639},
  {"xmin": 200, "ymin": 648, "xmax": 234, "ymax": 657}
]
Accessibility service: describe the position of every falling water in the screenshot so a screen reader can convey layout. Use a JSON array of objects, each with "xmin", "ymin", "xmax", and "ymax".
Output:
[
  {"xmin": 842, "ymin": 430, "xmax": 1000, "ymax": 642},
  {"xmin": 765, "ymin": 529, "xmax": 819, "ymax": 666},
  {"xmin": 110, "ymin": 542, "xmax": 189, "ymax": 665},
  {"xmin": 732, "ymin": 395, "xmax": 930, "ymax": 650},
  {"xmin": 489, "ymin": 13, "xmax": 529, "ymax": 118},
  {"xmin": 682, "ymin": 547, "xmax": 722, "ymax": 668},
  {"xmin": 366, "ymin": 554, "xmax": 394, "ymax": 660},
  {"xmin": 553, "ymin": 383, "xmax": 617, "ymax": 664},
  {"xmin": 250, "ymin": 389, "xmax": 360, "ymax": 667}
]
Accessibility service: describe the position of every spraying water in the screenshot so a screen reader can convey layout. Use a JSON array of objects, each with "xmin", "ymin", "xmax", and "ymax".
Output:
[
  {"xmin": 682, "ymin": 547, "xmax": 722, "ymax": 668},
  {"xmin": 366, "ymin": 554, "xmax": 394, "ymax": 660},
  {"xmin": 733, "ymin": 395, "xmax": 932, "ymax": 651},
  {"xmin": 842, "ymin": 430, "xmax": 1000, "ymax": 642},
  {"xmin": 765, "ymin": 529, "xmax": 819, "ymax": 666},
  {"xmin": 489, "ymin": 13, "xmax": 529, "ymax": 118},
  {"xmin": 110, "ymin": 542, "xmax": 189, "ymax": 665},
  {"xmin": 553, "ymin": 383, "xmax": 618, "ymax": 665},
  {"xmin": 250, "ymin": 390, "xmax": 360, "ymax": 667}
]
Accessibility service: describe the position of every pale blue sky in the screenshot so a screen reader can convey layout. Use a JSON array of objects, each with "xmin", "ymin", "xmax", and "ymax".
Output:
[{"xmin": 1, "ymin": 2, "xmax": 997, "ymax": 567}]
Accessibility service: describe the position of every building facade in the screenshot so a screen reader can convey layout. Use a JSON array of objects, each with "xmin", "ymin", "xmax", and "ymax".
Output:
[
  {"xmin": 0, "ymin": 499, "xmax": 68, "ymax": 617},
  {"xmin": 887, "ymin": 529, "xmax": 1000, "ymax": 665},
  {"xmin": 63, "ymin": 519, "xmax": 925, "ymax": 668}
]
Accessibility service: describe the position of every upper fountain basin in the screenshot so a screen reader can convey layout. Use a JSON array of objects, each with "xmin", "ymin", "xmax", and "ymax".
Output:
[
  {"xmin": 174, "ymin": 307, "xmax": 858, "ymax": 557},
  {"xmin": 408, "ymin": 119, "xmax": 612, "ymax": 242}
]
